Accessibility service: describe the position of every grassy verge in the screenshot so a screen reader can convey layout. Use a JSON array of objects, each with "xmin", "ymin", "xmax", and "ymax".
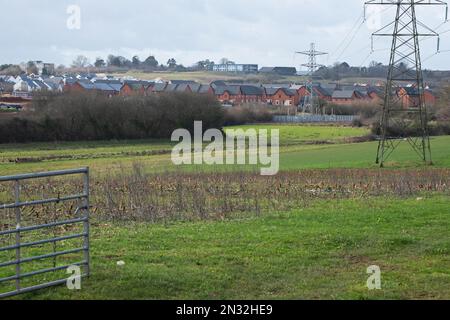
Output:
[{"xmin": 3, "ymin": 196, "xmax": 449, "ymax": 300}]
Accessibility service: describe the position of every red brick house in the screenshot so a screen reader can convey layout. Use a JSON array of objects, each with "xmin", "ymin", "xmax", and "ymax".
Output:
[
  {"xmin": 331, "ymin": 90, "xmax": 366, "ymax": 105},
  {"xmin": 240, "ymin": 85, "xmax": 265, "ymax": 104},
  {"xmin": 265, "ymin": 87, "xmax": 299, "ymax": 106},
  {"xmin": 120, "ymin": 83, "xmax": 146, "ymax": 96},
  {"xmin": 214, "ymin": 86, "xmax": 242, "ymax": 105},
  {"xmin": 397, "ymin": 87, "xmax": 436, "ymax": 109}
]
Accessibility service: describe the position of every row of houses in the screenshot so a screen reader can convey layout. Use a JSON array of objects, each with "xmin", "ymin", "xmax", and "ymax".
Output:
[
  {"xmin": 64, "ymin": 79, "xmax": 384, "ymax": 107},
  {"xmin": 1, "ymin": 74, "xmax": 436, "ymax": 109}
]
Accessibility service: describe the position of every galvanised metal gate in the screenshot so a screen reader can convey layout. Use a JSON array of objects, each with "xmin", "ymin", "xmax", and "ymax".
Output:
[{"xmin": 0, "ymin": 168, "xmax": 90, "ymax": 299}]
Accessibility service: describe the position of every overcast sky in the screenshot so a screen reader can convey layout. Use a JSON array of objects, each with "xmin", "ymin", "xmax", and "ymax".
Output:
[{"xmin": 2, "ymin": 0, "xmax": 450, "ymax": 70}]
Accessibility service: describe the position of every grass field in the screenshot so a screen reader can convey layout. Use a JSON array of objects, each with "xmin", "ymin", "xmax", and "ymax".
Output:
[
  {"xmin": 0, "ymin": 124, "xmax": 449, "ymax": 300},
  {"xmin": 2, "ymin": 124, "xmax": 450, "ymax": 176},
  {"xmin": 2, "ymin": 196, "xmax": 449, "ymax": 300}
]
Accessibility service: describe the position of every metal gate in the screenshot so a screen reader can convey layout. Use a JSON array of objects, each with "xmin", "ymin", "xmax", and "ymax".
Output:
[{"xmin": 0, "ymin": 168, "xmax": 90, "ymax": 299}]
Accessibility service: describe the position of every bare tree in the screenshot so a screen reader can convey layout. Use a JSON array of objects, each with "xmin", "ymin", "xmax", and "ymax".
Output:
[{"xmin": 72, "ymin": 55, "xmax": 90, "ymax": 68}]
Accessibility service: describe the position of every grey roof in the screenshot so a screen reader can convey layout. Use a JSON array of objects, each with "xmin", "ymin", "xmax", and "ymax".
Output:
[
  {"xmin": 263, "ymin": 83, "xmax": 291, "ymax": 89},
  {"xmin": 260, "ymin": 67, "xmax": 297, "ymax": 75},
  {"xmin": 107, "ymin": 83, "xmax": 123, "ymax": 92},
  {"xmin": 94, "ymin": 79, "xmax": 122, "ymax": 85},
  {"xmin": 77, "ymin": 80, "xmax": 96, "ymax": 90},
  {"xmin": 314, "ymin": 85, "xmax": 332, "ymax": 97},
  {"xmin": 164, "ymin": 84, "xmax": 179, "ymax": 92},
  {"xmin": 124, "ymin": 83, "xmax": 145, "ymax": 90},
  {"xmin": 189, "ymin": 84, "xmax": 201, "ymax": 92},
  {"xmin": 265, "ymin": 87, "xmax": 279, "ymax": 95},
  {"xmin": 214, "ymin": 85, "xmax": 241, "ymax": 95},
  {"xmin": 175, "ymin": 83, "xmax": 191, "ymax": 92},
  {"xmin": 259, "ymin": 67, "xmax": 275, "ymax": 73},
  {"xmin": 332, "ymin": 90, "xmax": 356, "ymax": 99},
  {"xmin": 265, "ymin": 87, "xmax": 297, "ymax": 96},
  {"xmin": 43, "ymin": 80, "xmax": 61, "ymax": 90},
  {"xmin": 94, "ymin": 83, "xmax": 115, "ymax": 91},
  {"xmin": 32, "ymin": 80, "xmax": 50, "ymax": 90},
  {"xmin": 240, "ymin": 85, "xmax": 264, "ymax": 96},
  {"xmin": 210, "ymin": 80, "xmax": 227, "ymax": 88},
  {"xmin": 152, "ymin": 83, "xmax": 167, "ymax": 92},
  {"xmin": 197, "ymin": 85, "xmax": 211, "ymax": 94}
]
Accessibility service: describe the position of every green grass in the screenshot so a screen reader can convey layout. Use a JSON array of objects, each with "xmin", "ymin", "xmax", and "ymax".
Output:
[
  {"xmin": 4, "ymin": 196, "xmax": 449, "ymax": 300},
  {"xmin": 226, "ymin": 124, "xmax": 370, "ymax": 145},
  {"xmin": 0, "ymin": 127, "xmax": 449, "ymax": 176},
  {"xmin": 0, "ymin": 125, "xmax": 449, "ymax": 300},
  {"xmin": 0, "ymin": 124, "xmax": 370, "ymax": 176}
]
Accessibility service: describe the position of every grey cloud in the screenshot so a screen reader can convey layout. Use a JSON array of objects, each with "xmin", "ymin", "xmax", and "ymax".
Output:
[{"xmin": 1, "ymin": 0, "xmax": 449, "ymax": 70}]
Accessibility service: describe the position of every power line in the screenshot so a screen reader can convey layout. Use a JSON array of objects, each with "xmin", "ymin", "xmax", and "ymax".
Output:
[
  {"xmin": 365, "ymin": 0, "xmax": 448, "ymax": 167},
  {"xmin": 329, "ymin": 10, "xmax": 366, "ymax": 58}
]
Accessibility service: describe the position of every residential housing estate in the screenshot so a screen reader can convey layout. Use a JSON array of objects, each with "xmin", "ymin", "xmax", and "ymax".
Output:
[{"xmin": 0, "ymin": 72, "xmax": 437, "ymax": 111}]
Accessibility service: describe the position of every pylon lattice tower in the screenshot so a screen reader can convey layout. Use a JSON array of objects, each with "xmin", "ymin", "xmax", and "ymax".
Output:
[
  {"xmin": 365, "ymin": 0, "xmax": 448, "ymax": 167},
  {"xmin": 296, "ymin": 43, "xmax": 327, "ymax": 113}
]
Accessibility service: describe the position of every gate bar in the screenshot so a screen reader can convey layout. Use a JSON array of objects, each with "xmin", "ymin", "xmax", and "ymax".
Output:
[
  {"xmin": 0, "ymin": 168, "xmax": 89, "ymax": 182},
  {"xmin": 1, "ymin": 193, "xmax": 87, "ymax": 210},
  {"xmin": 0, "ymin": 275, "xmax": 88, "ymax": 299},
  {"xmin": 0, "ymin": 217, "xmax": 88, "ymax": 236},
  {"xmin": 0, "ymin": 247, "xmax": 87, "ymax": 268},
  {"xmin": 0, "ymin": 233, "xmax": 88, "ymax": 253},
  {"xmin": 0, "ymin": 261, "xmax": 87, "ymax": 283}
]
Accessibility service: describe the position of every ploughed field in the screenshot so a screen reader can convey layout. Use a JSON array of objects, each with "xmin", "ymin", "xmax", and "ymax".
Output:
[{"xmin": 0, "ymin": 124, "xmax": 449, "ymax": 299}]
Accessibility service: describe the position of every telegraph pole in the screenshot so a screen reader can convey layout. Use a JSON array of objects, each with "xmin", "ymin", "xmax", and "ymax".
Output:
[
  {"xmin": 365, "ymin": 0, "xmax": 448, "ymax": 167},
  {"xmin": 296, "ymin": 43, "xmax": 328, "ymax": 114}
]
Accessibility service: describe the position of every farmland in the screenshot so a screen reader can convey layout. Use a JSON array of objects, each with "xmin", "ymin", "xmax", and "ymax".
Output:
[
  {"xmin": 2, "ymin": 124, "xmax": 450, "ymax": 177},
  {"xmin": 0, "ymin": 124, "xmax": 449, "ymax": 300}
]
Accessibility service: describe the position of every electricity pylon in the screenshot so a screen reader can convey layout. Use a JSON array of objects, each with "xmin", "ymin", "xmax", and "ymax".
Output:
[
  {"xmin": 296, "ymin": 43, "xmax": 327, "ymax": 114},
  {"xmin": 365, "ymin": 0, "xmax": 448, "ymax": 167}
]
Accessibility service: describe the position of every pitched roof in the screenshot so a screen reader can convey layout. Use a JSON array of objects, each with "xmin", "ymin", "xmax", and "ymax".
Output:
[
  {"xmin": 175, "ymin": 83, "xmax": 191, "ymax": 92},
  {"xmin": 32, "ymin": 80, "xmax": 50, "ymax": 90},
  {"xmin": 152, "ymin": 83, "xmax": 167, "ymax": 92},
  {"xmin": 240, "ymin": 85, "xmax": 264, "ymax": 96},
  {"xmin": 94, "ymin": 82, "xmax": 115, "ymax": 91},
  {"xmin": 77, "ymin": 80, "xmax": 96, "ymax": 90},
  {"xmin": 125, "ymin": 83, "xmax": 144, "ymax": 91},
  {"xmin": 164, "ymin": 84, "xmax": 178, "ymax": 92},
  {"xmin": 94, "ymin": 79, "xmax": 122, "ymax": 85},
  {"xmin": 197, "ymin": 85, "xmax": 212, "ymax": 94},
  {"xmin": 266, "ymin": 87, "xmax": 297, "ymax": 96},
  {"xmin": 210, "ymin": 80, "xmax": 227, "ymax": 88},
  {"xmin": 107, "ymin": 83, "xmax": 123, "ymax": 92},
  {"xmin": 214, "ymin": 85, "xmax": 241, "ymax": 95},
  {"xmin": 314, "ymin": 85, "xmax": 332, "ymax": 97},
  {"xmin": 332, "ymin": 90, "xmax": 356, "ymax": 99}
]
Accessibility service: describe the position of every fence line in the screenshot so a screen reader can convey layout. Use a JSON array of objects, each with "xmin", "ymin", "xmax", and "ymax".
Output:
[{"xmin": 273, "ymin": 115, "xmax": 357, "ymax": 123}]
